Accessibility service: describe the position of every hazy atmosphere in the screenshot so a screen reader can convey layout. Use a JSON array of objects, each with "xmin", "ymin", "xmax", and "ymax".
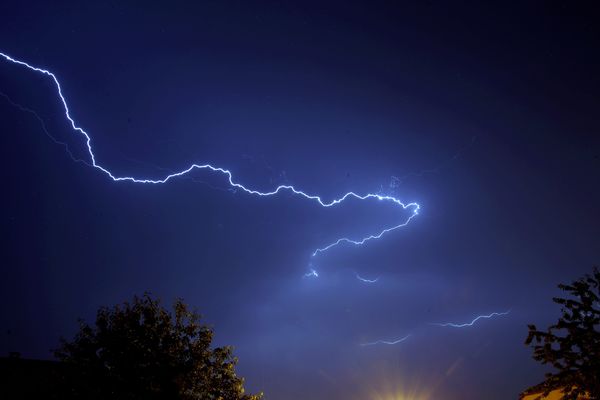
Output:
[{"xmin": 1, "ymin": 2, "xmax": 599, "ymax": 399}]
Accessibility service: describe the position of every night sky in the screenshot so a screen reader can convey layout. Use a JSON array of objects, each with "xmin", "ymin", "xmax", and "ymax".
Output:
[{"xmin": 1, "ymin": 2, "xmax": 599, "ymax": 399}]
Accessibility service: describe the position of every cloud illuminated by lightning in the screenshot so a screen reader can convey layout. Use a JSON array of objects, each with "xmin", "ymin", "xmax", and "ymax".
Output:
[
  {"xmin": 356, "ymin": 273, "xmax": 379, "ymax": 283},
  {"xmin": 431, "ymin": 310, "xmax": 511, "ymax": 328},
  {"xmin": 0, "ymin": 51, "xmax": 419, "ymax": 259},
  {"xmin": 360, "ymin": 334, "xmax": 411, "ymax": 346}
]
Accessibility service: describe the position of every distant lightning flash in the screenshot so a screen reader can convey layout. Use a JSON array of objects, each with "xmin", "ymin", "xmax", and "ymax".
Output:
[
  {"xmin": 431, "ymin": 311, "xmax": 511, "ymax": 328},
  {"xmin": 0, "ymin": 51, "xmax": 419, "ymax": 260},
  {"xmin": 360, "ymin": 334, "xmax": 410, "ymax": 346},
  {"xmin": 304, "ymin": 268, "xmax": 319, "ymax": 278},
  {"xmin": 356, "ymin": 273, "xmax": 379, "ymax": 283}
]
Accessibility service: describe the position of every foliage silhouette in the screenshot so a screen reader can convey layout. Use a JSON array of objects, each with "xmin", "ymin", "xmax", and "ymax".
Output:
[
  {"xmin": 54, "ymin": 293, "xmax": 262, "ymax": 400},
  {"xmin": 521, "ymin": 267, "xmax": 600, "ymax": 399}
]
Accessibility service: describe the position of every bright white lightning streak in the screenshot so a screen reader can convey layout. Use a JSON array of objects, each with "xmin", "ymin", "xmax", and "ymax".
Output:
[
  {"xmin": 0, "ymin": 51, "xmax": 419, "ymax": 258},
  {"xmin": 431, "ymin": 310, "xmax": 511, "ymax": 328},
  {"xmin": 360, "ymin": 334, "xmax": 410, "ymax": 346},
  {"xmin": 304, "ymin": 268, "xmax": 319, "ymax": 278},
  {"xmin": 356, "ymin": 273, "xmax": 379, "ymax": 283},
  {"xmin": 312, "ymin": 209, "xmax": 419, "ymax": 257}
]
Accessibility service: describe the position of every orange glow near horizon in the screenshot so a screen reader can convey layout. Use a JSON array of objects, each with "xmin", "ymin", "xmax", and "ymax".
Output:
[{"xmin": 356, "ymin": 372, "xmax": 440, "ymax": 400}]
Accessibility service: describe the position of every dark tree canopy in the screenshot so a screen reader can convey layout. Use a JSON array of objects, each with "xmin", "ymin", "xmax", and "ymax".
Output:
[
  {"xmin": 54, "ymin": 293, "xmax": 262, "ymax": 400},
  {"xmin": 522, "ymin": 267, "xmax": 600, "ymax": 400}
]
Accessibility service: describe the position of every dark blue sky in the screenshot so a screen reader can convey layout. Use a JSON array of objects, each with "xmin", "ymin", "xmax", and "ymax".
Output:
[{"xmin": 1, "ymin": 2, "xmax": 599, "ymax": 399}]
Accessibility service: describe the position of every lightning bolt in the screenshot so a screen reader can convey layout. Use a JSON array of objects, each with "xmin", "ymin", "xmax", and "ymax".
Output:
[
  {"xmin": 0, "ymin": 51, "xmax": 419, "ymax": 261},
  {"xmin": 431, "ymin": 310, "xmax": 511, "ymax": 328},
  {"xmin": 356, "ymin": 273, "xmax": 379, "ymax": 283},
  {"xmin": 312, "ymin": 208, "xmax": 419, "ymax": 257},
  {"xmin": 303, "ymin": 268, "xmax": 319, "ymax": 278},
  {"xmin": 360, "ymin": 334, "xmax": 410, "ymax": 346}
]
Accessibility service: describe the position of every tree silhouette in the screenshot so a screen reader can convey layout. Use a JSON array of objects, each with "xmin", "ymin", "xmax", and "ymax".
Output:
[
  {"xmin": 521, "ymin": 267, "xmax": 600, "ymax": 399},
  {"xmin": 54, "ymin": 293, "xmax": 262, "ymax": 400}
]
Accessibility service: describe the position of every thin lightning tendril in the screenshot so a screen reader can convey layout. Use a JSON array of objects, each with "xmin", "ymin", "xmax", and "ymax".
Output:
[
  {"xmin": 303, "ymin": 269, "xmax": 319, "ymax": 278},
  {"xmin": 0, "ymin": 91, "xmax": 90, "ymax": 166},
  {"xmin": 431, "ymin": 311, "xmax": 511, "ymax": 328},
  {"xmin": 356, "ymin": 273, "xmax": 379, "ymax": 283},
  {"xmin": 0, "ymin": 51, "xmax": 419, "ymax": 260},
  {"xmin": 360, "ymin": 334, "xmax": 410, "ymax": 346}
]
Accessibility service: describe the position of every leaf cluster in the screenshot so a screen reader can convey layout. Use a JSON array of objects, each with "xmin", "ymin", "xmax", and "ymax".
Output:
[
  {"xmin": 54, "ymin": 293, "xmax": 262, "ymax": 400},
  {"xmin": 523, "ymin": 268, "xmax": 600, "ymax": 399}
]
